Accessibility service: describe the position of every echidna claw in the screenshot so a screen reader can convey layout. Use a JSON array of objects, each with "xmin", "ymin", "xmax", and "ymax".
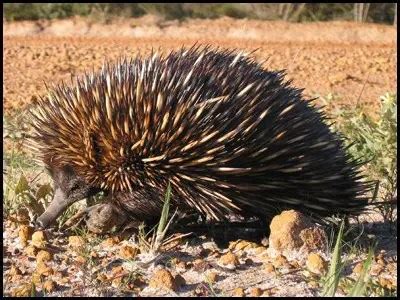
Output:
[{"xmin": 61, "ymin": 203, "xmax": 128, "ymax": 234}]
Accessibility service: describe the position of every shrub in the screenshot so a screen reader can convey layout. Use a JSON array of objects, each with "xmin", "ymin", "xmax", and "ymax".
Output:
[{"xmin": 332, "ymin": 93, "xmax": 397, "ymax": 221}]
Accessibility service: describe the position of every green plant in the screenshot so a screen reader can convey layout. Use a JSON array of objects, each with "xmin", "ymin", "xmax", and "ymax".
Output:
[
  {"xmin": 134, "ymin": 183, "xmax": 179, "ymax": 254},
  {"xmin": 4, "ymin": 3, "xmax": 92, "ymax": 21},
  {"xmin": 322, "ymin": 220, "xmax": 345, "ymax": 296},
  {"xmin": 30, "ymin": 282, "xmax": 36, "ymax": 297},
  {"xmin": 332, "ymin": 93, "xmax": 397, "ymax": 222},
  {"xmin": 134, "ymin": 182, "xmax": 192, "ymax": 256},
  {"xmin": 320, "ymin": 221, "xmax": 382, "ymax": 296},
  {"xmin": 150, "ymin": 182, "xmax": 181, "ymax": 254},
  {"xmin": 3, "ymin": 169, "xmax": 51, "ymax": 218},
  {"xmin": 348, "ymin": 247, "xmax": 374, "ymax": 296},
  {"xmin": 3, "ymin": 111, "xmax": 50, "ymax": 217}
]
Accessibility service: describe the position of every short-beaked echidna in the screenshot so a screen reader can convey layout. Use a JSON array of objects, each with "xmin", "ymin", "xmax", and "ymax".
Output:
[{"xmin": 29, "ymin": 46, "xmax": 370, "ymax": 229}]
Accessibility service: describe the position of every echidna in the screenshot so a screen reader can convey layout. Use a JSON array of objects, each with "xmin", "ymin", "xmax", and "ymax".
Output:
[{"xmin": 29, "ymin": 45, "xmax": 370, "ymax": 229}]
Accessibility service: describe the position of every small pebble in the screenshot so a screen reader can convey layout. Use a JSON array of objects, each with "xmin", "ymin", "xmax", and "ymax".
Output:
[
  {"xmin": 250, "ymin": 287, "xmax": 263, "ymax": 297},
  {"xmin": 18, "ymin": 225, "xmax": 33, "ymax": 246},
  {"xmin": 232, "ymin": 287, "xmax": 245, "ymax": 297},
  {"xmin": 149, "ymin": 268, "xmax": 178, "ymax": 291},
  {"xmin": 36, "ymin": 250, "xmax": 52, "ymax": 263},
  {"xmin": 25, "ymin": 245, "xmax": 38, "ymax": 257},
  {"xmin": 32, "ymin": 231, "xmax": 46, "ymax": 248},
  {"xmin": 205, "ymin": 271, "xmax": 218, "ymax": 283},
  {"xmin": 219, "ymin": 251, "xmax": 240, "ymax": 267},
  {"xmin": 306, "ymin": 253, "xmax": 327, "ymax": 275},
  {"xmin": 273, "ymin": 254, "xmax": 288, "ymax": 268},
  {"xmin": 119, "ymin": 245, "xmax": 139, "ymax": 259},
  {"xmin": 68, "ymin": 236, "xmax": 85, "ymax": 250},
  {"xmin": 42, "ymin": 280, "xmax": 56, "ymax": 293},
  {"xmin": 264, "ymin": 263, "xmax": 275, "ymax": 274}
]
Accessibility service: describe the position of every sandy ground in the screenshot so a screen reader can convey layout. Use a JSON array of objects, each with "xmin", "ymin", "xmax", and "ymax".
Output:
[{"xmin": 3, "ymin": 16, "xmax": 397, "ymax": 115}]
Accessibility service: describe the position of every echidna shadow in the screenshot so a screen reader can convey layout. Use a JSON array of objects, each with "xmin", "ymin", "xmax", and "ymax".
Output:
[{"xmin": 29, "ymin": 45, "xmax": 370, "ymax": 231}]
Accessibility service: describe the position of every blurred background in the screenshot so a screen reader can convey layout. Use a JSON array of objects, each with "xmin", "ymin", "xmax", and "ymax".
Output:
[{"xmin": 3, "ymin": 3, "xmax": 398, "ymax": 24}]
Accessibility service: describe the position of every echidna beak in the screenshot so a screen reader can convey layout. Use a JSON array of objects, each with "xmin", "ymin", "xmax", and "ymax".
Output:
[{"xmin": 36, "ymin": 187, "xmax": 74, "ymax": 229}]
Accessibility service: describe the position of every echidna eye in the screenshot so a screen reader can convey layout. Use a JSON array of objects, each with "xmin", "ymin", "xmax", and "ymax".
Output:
[{"xmin": 69, "ymin": 181, "xmax": 80, "ymax": 193}]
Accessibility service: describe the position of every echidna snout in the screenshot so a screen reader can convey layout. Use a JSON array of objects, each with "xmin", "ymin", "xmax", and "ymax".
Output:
[
  {"xmin": 30, "ymin": 46, "xmax": 370, "ymax": 230},
  {"xmin": 36, "ymin": 166, "xmax": 100, "ymax": 228}
]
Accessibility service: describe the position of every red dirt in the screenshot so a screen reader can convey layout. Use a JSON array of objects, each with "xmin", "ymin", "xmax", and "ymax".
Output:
[{"xmin": 3, "ymin": 17, "xmax": 397, "ymax": 115}]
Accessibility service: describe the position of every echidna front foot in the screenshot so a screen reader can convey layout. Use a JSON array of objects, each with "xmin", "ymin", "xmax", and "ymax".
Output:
[{"xmin": 84, "ymin": 203, "xmax": 128, "ymax": 234}]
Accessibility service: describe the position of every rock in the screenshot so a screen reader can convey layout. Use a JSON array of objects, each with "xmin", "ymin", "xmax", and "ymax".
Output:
[
  {"xmin": 378, "ymin": 277, "xmax": 389, "ymax": 288},
  {"xmin": 90, "ymin": 250, "xmax": 98, "ymax": 258},
  {"xmin": 290, "ymin": 260, "xmax": 301, "ymax": 269},
  {"xmin": 272, "ymin": 254, "xmax": 289, "ymax": 268},
  {"xmin": 254, "ymin": 246, "xmax": 268, "ymax": 255},
  {"xmin": 370, "ymin": 263, "xmax": 384, "ymax": 276},
  {"xmin": 18, "ymin": 225, "xmax": 33, "ymax": 246},
  {"xmin": 352, "ymin": 262, "xmax": 363, "ymax": 275},
  {"xmin": 232, "ymin": 287, "xmax": 245, "ymax": 297},
  {"xmin": 36, "ymin": 250, "xmax": 52, "ymax": 263},
  {"xmin": 32, "ymin": 272, "xmax": 43, "ymax": 285},
  {"xmin": 191, "ymin": 258, "xmax": 209, "ymax": 272},
  {"xmin": 96, "ymin": 273, "xmax": 107, "ymax": 283},
  {"xmin": 101, "ymin": 236, "xmax": 121, "ymax": 247},
  {"xmin": 228, "ymin": 240, "xmax": 240, "ymax": 250},
  {"xmin": 205, "ymin": 271, "xmax": 218, "ymax": 283},
  {"xmin": 194, "ymin": 283, "xmax": 211, "ymax": 296},
  {"xmin": 306, "ymin": 253, "xmax": 327, "ymax": 275},
  {"xmin": 68, "ymin": 236, "xmax": 85, "ymax": 250},
  {"xmin": 11, "ymin": 284, "xmax": 33, "ymax": 297},
  {"xmin": 218, "ymin": 251, "xmax": 240, "ymax": 268},
  {"xmin": 75, "ymin": 255, "xmax": 86, "ymax": 265},
  {"xmin": 233, "ymin": 240, "xmax": 252, "ymax": 251},
  {"xmin": 9, "ymin": 265, "xmax": 22, "ymax": 276},
  {"xmin": 25, "ymin": 245, "xmax": 38, "ymax": 257},
  {"xmin": 264, "ymin": 263, "xmax": 275, "ymax": 274},
  {"xmin": 36, "ymin": 261, "xmax": 53, "ymax": 276},
  {"xmin": 176, "ymin": 261, "xmax": 187, "ymax": 271},
  {"xmin": 149, "ymin": 268, "xmax": 179, "ymax": 291},
  {"xmin": 111, "ymin": 265, "xmax": 124, "ymax": 275},
  {"xmin": 32, "ymin": 231, "xmax": 47, "ymax": 248},
  {"xmin": 308, "ymin": 280, "xmax": 319, "ymax": 288},
  {"xmin": 267, "ymin": 210, "xmax": 327, "ymax": 259},
  {"xmin": 268, "ymin": 210, "xmax": 311, "ymax": 255},
  {"xmin": 60, "ymin": 277, "xmax": 70, "ymax": 284},
  {"xmin": 249, "ymin": 287, "xmax": 263, "ymax": 297},
  {"xmin": 299, "ymin": 226, "xmax": 328, "ymax": 252},
  {"xmin": 244, "ymin": 242, "xmax": 258, "ymax": 251},
  {"xmin": 42, "ymin": 280, "xmax": 56, "ymax": 292},
  {"xmin": 263, "ymin": 289, "xmax": 272, "ymax": 296},
  {"xmin": 112, "ymin": 277, "xmax": 123, "ymax": 288},
  {"xmin": 119, "ymin": 245, "xmax": 139, "ymax": 259},
  {"xmin": 378, "ymin": 277, "xmax": 395, "ymax": 290}
]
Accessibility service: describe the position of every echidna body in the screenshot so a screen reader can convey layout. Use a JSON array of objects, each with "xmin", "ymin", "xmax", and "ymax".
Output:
[{"xmin": 30, "ymin": 46, "xmax": 369, "ymax": 229}]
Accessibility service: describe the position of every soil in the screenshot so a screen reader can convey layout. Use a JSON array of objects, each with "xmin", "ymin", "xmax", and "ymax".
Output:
[{"xmin": 3, "ymin": 16, "xmax": 397, "ymax": 115}]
